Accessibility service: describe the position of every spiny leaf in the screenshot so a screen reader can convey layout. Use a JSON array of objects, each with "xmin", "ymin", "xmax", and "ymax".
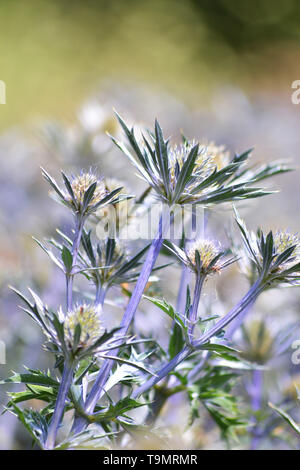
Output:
[
  {"xmin": 61, "ymin": 246, "xmax": 73, "ymax": 273},
  {"xmin": 269, "ymin": 402, "xmax": 300, "ymax": 435}
]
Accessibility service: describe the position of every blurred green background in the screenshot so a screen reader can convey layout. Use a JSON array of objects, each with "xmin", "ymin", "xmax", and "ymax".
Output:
[
  {"xmin": 1, "ymin": 0, "xmax": 300, "ymax": 449},
  {"xmin": 1, "ymin": 0, "xmax": 300, "ymax": 130}
]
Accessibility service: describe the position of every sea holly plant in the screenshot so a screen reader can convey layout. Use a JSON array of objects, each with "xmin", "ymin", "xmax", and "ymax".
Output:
[{"xmin": 2, "ymin": 113, "xmax": 299, "ymax": 450}]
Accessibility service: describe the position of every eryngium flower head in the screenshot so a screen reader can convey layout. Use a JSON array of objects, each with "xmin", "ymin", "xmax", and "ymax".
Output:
[
  {"xmin": 82, "ymin": 233, "xmax": 127, "ymax": 285},
  {"xmin": 42, "ymin": 168, "xmax": 124, "ymax": 217},
  {"xmin": 111, "ymin": 112, "xmax": 289, "ymax": 207},
  {"xmin": 64, "ymin": 304, "xmax": 103, "ymax": 351},
  {"xmin": 10, "ymin": 287, "xmax": 122, "ymax": 361},
  {"xmin": 165, "ymin": 238, "xmax": 236, "ymax": 276},
  {"xmin": 274, "ymin": 231, "xmax": 300, "ymax": 259},
  {"xmin": 169, "ymin": 140, "xmax": 213, "ymax": 188},
  {"xmin": 187, "ymin": 239, "xmax": 221, "ymax": 273},
  {"xmin": 240, "ymin": 320, "xmax": 275, "ymax": 364},
  {"xmin": 236, "ymin": 211, "xmax": 300, "ymax": 287},
  {"xmin": 199, "ymin": 140, "xmax": 230, "ymax": 171},
  {"xmin": 240, "ymin": 318, "xmax": 293, "ymax": 365},
  {"xmin": 81, "ymin": 230, "xmax": 149, "ymax": 287},
  {"xmin": 69, "ymin": 173, "xmax": 107, "ymax": 209}
]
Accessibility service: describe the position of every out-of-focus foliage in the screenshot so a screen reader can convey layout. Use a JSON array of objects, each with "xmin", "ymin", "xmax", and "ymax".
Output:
[
  {"xmin": 1, "ymin": 0, "xmax": 300, "ymax": 451},
  {"xmin": 1, "ymin": 0, "xmax": 300, "ymax": 130}
]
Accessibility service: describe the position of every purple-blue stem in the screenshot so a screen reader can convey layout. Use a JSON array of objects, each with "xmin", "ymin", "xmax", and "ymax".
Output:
[
  {"xmin": 132, "ymin": 346, "xmax": 191, "ymax": 399},
  {"xmin": 66, "ymin": 216, "xmax": 84, "ymax": 311},
  {"xmin": 189, "ymin": 298, "xmax": 256, "ymax": 384},
  {"xmin": 225, "ymin": 299, "xmax": 256, "ymax": 340},
  {"xmin": 95, "ymin": 283, "xmax": 107, "ymax": 309},
  {"xmin": 250, "ymin": 369, "xmax": 263, "ymax": 450},
  {"xmin": 187, "ymin": 350, "xmax": 210, "ymax": 382},
  {"xmin": 167, "ymin": 268, "xmax": 201, "ymax": 390},
  {"xmin": 188, "ymin": 273, "xmax": 204, "ymax": 343},
  {"xmin": 45, "ymin": 360, "xmax": 74, "ymax": 449},
  {"xmin": 186, "ymin": 300, "xmax": 255, "ymax": 382},
  {"xmin": 72, "ymin": 209, "xmax": 168, "ymax": 433},
  {"xmin": 176, "ymin": 265, "xmax": 190, "ymax": 315},
  {"xmin": 172, "ymin": 209, "xmax": 207, "ymax": 382},
  {"xmin": 193, "ymin": 279, "xmax": 264, "ymax": 347},
  {"xmin": 55, "ymin": 216, "xmax": 85, "ymax": 444},
  {"xmin": 133, "ymin": 279, "xmax": 265, "ymax": 397}
]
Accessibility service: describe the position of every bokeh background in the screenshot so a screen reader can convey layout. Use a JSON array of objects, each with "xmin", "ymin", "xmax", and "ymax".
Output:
[{"xmin": 1, "ymin": 0, "xmax": 300, "ymax": 449}]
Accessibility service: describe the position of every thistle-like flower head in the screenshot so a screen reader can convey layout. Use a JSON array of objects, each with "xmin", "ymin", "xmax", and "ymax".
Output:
[
  {"xmin": 168, "ymin": 140, "xmax": 213, "ymax": 190},
  {"xmin": 186, "ymin": 239, "xmax": 221, "ymax": 274},
  {"xmin": 80, "ymin": 230, "xmax": 149, "ymax": 287},
  {"xmin": 64, "ymin": 303, "xmax": 103, "ymax": 351},
  {"xmin": 92, "ymin": 238, "xmax": 128, "ymax": 285},
  {"xmin": 240, "ymin": 320, "xmax": 275, "ymax": 364},
  {"xmin": 165, "ymin": 238, "xmax": 236, "ymax": 276},
  {"xmin": 10, "ymin": 288, "xmax": 121, "ymax": 362},
  {"xmin": 69, "ymin": 172, "xmax": 107, "ymax": 210},
  {"xmin": 41, "ymin": 168, "xmax": 125, "ymax": 218},
  {"xmin": 111, "ymin": 112, "xmax": 289, "ymax": 207},
  {"xmin": 199, "ymin": 140, "xmax": 230, "ymax": 171},
  {"xmin": 240, "ymin": 318, "xmax": 294, "ymax": 365},
  {"xmin": 236, "ymin": 211, "xmax": 300, "ymax": 288},
  {"xmin": 274, "ymin": 231, "xmax": 300, "ymax": 259}
]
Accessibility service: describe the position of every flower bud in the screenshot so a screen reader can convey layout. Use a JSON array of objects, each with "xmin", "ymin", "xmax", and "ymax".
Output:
[
  {"xmin": 64, "ymin": 304, "xmax": 103, "ymax": 351},
  {"xmin": 69, "ymin": 172, "xmax": 107, "ymax": 212}
]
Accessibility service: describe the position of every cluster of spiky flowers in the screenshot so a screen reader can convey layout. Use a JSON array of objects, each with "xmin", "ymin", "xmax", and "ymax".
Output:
[
  {"xmin": 166, "ymin": 238, "xmax": 236, "ymax": 277},
  {"xmin": 5, "ymin": 112, "xmax": 298, "ymax": 451},
  {"xmin": 111, "ymin": 112, "xmax": 289, "ymax": 207},
  {"xmin": 64, "ymin": 304, "xmax": 103, "ymax": 352}
]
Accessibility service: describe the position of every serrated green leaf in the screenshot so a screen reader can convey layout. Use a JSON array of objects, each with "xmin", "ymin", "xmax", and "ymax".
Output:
[
  {"xmin": 168, "ymin": 322, "xmax": 184, "ymax": 359},
  {"xmin": 61, "ymin": 245, "xmax": 73, "ymax": 273}
]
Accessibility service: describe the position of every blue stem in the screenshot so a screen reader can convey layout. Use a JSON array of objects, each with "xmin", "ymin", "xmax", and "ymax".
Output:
[
  {"xmin": 176, "ymin": 265, "xmax": 190, "ymax": 315},
  {"xmin": 66, "ymin": 216, "xmax": 84, "ymax": 311},
  {"xmin": 45, "ymin": 361, "xmax": 74, "ymax": 449},
  {"xmin": 193, "ymin": 279, "xmax": 264, "ymax": 347},
  {"xmin": 72, "ymin": 209, "xmax": 168, "ymax": 434},
  {"xmin": 250, "ymin": 369, "xmax": 263, "ymax": 450},
  {"xmin": 132, "ymin": 346, "xmax": 191, "ymax": 399},
  {"xmin": 95, "ymin": 283, "xmax": 107, "ymax": 309},
  {"xmin": 188, "ymin": 273, "xmax": 204, "ymax": 342},
  {"xmin": 132, "ymin": 280, "xmax": 264, "ymax": 398}
]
